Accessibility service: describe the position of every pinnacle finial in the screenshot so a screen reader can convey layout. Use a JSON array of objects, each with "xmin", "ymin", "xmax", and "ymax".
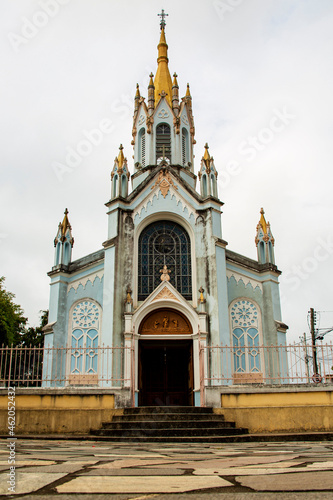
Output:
[
  {"xmin": 158, "ymin": 9, "xmax": 168, "ymax": 30},
  {"xmin": 203, "ymin": 143, "xmax": 210, "ymax": 163},
  {"xmin": 117, "ymin": 144, "xmax": 125, "ymax": 169},
  {"xmin": 61, "ymin": 208, "xmax": 71, "ymax": 236},
  {"xmin": 259, "ymin": 207, "xmax": 268, "ymax": 234},
  {"xmin": 135, "ymin": 83, "xmax": 140, "ymax": 98},
  {"xmin": 186, "ymin": 83, "xmax": 191, "ymax": 97}
]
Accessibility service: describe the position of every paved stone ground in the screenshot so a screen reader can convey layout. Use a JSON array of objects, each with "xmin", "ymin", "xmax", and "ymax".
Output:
[{"xmin": 0, "ymin": 439, "xmax": 332, "ymax": 498}]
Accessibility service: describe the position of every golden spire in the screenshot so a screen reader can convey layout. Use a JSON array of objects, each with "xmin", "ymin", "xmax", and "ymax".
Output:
[
  {"xmin": 259, "ymin": 207, "xmax": 268, "ymax": 235},
  {"xmin": 135, "ymin": 83, "xmax": 140, "ymax": 98},
  {"xmin": 172, "ymin": 72, "xmax": 178, "ymax": 87},
  {"xmin": 61, "ymin": 208, "xmax": 70, "ymax": 237},
  {"xmin": 117, "ymin": 144, "xmax": 124, "ymax": 170},
  {"xmin": 186, "ymin": 83, "xmax": 191, "ymax": 97},
  {"xmin": 203, "ymin": 143, "xmax": 211, "ymax": 169},
  {"xmin": 154, "ymin": 26, "xmax": 173, "ymax": 106}
]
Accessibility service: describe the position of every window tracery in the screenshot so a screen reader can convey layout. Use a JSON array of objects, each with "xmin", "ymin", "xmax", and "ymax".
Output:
[
  {"xmin": 138, "ymin": 221, "xmax": 192, "ymax": 300},
  {"xmin": 230, "ymin": 299, "xmax": 262, "ymax": 374},
  {"xmin": 70, "ymin": 300, "xmax": 100, "ymax": 376}
]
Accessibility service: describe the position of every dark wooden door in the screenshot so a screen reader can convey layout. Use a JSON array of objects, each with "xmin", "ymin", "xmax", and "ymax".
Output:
[{"xmin": 139, "ymin": 340, "xmax": 193, "ymax": 406}]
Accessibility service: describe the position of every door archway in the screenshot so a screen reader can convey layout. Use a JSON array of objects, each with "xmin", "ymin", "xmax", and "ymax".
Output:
[{"xmin": 138, "ymin": 309, "xmax": 193, "ymax": 406}]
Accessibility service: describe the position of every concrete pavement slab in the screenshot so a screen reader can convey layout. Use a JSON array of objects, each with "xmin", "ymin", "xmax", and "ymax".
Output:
[
  {"xmin": 82, "ymin": 468, "xmax": 185, "ymax": 475},
  {"xmin": 0, "ymin": 460, "xmax": 56, "ymax": 466},
  {"xmin": 0, "ymin": 472, "xmax": 65, "ymax": 495},
  {"xmin": 92, "ymin": 459, "xmax": 182, "ymax": 469},
  {"xmin": 237, "ymin": 471, "xmax": 333, "ymax": 491},
  {"xmin": 16, "ymin": 461, "xmax": 97, "ymax": 473},
  {"xmin": 56, "ymin": 475, "xmax": 233, "ymax": 493}
]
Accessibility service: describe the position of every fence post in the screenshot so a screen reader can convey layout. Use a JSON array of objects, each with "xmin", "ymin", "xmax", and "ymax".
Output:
[{"xmin": 8, "ymin": 344, "xmax": 13, "ymax": 387}]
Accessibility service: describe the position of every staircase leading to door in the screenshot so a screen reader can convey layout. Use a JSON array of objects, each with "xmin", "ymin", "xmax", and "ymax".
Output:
[{"xmin": 90, "ymin": 406, "xmax": 248, "ymax": 442}]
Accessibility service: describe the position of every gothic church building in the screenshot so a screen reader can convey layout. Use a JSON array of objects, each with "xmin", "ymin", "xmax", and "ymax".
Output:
[{"xmin": 44, "ymin": 19, "xmax": 287, "ymax": 407}]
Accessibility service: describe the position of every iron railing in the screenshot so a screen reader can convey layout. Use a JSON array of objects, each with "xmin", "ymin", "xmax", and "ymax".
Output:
[
  {"xmin": 0, "ymin": 344, "xmax": 132, "ymax": 389},
  {"xmin": 1, "ymin": 343, "xmax": 332, "ymax": 400},
  {"xmin": 200, "ymin": 342, "xmax": 333, "ymax": 386}
]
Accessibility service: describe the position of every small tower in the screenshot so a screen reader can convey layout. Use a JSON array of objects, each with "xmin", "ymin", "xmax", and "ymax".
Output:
[
  {"xmin": 54, "ymin": 208, "xmax": 74, "ymax": 266},
  {"xmin": 172, "ymin": 73, "xmax": 180, "ymax": 116},
  {"xmin": 198, "ymin": 143, "xmax": 218, "ymax": 198},
  {"xmin": 255, "ymin": 208, "xmax": 275, "ymax": 264},
  {"xmin": 131, "ymin": 11, "xmax": 196, "ymax": 176},
  {"xmin": 111, "ymin": 144, "xmax": 130, "ymax": 199},
  {"xmin": 148, "ymin": 74, "xmax": 155, "ymax": 116}
]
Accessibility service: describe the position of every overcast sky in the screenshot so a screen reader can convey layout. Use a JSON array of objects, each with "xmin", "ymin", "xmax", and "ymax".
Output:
[{"xmin": 1, "ymin": 0, "xmax": 333, "ymax": 343}]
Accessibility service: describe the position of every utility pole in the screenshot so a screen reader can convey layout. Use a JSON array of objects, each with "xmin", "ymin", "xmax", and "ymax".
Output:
[
  {"xmin": 309, "ymin": 307, "xmax": 319, "ymax": 375},
  {"xmin": 302, "ymin": 332, "xmax": 310, "ymax": 382}
]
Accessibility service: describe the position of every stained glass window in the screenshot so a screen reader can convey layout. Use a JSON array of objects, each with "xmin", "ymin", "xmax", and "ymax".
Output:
[
  {"xmin": 230, "ymin": 300, "xmax": 262, "ymax": 374},
  {"xmin": 138, "ymin": 221, "xmax": 192, "ymax": 300}
]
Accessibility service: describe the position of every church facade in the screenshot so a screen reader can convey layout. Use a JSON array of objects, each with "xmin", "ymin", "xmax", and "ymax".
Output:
[{"xmin": 43, "ymin": 20, "xmax": 287, "ymax": 407}]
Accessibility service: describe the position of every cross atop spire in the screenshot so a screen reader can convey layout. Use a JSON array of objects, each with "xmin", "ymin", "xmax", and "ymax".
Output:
[{"xmin": 158, "ymin": 9, "xmax": 168, "ymax": 30}]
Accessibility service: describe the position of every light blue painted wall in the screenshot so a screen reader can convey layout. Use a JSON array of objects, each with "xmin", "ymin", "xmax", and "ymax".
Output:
[{"xmin": 212, "ymin": 210, "xmax": 222, "ymax": 238}]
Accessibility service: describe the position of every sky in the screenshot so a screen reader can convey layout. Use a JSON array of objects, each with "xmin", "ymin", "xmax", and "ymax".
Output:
[{"xmin": 1, "ymin": 0, "xmax": 333, "ymax": 343}]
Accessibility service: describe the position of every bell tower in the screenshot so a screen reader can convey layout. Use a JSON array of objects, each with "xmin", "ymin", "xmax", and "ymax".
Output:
[{"xmin": 131, "ymin": 11, "xmax": 196, "ymax": 189}]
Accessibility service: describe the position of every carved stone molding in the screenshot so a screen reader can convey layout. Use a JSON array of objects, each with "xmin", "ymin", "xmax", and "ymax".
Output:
[
  {"xmin": 152, "ymin": 287, "xmax": 180, "ymax": 302},
  {"xmin": 152, "ymin": 170, "xmax": 178, "ymax": 199}
]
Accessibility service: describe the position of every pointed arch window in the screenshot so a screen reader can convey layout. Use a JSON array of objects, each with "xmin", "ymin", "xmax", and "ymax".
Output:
[
  {"xmin": 112, "ymin": 175, "xmax": 118, "ymax": 199},
  {"xmin": 139, "ymin": 128, "xmax": 146, "ymax": 167},
  {"xmin": 156, "ymin": 124, "xmax": 171, "ymax": 163},
  {"xmin": 138, "ymin": 221, "xmax": 192, "ymax": 300},
  {"xmin": 69, "ymin": 300, "xmax": 101, "ymax": 377},
  {"xmin": 182, "ymin": 128, "xmax": 188, "ymax": 166},
  {"xmin": 230, "ymin": 299, "xmax": 262, "ymax": 374},
  {"xmin": 121, "ymin": 175, "xmax": 127, "ymax": 198},
  {"xmin": 202, "ymin": 174, "xmax": 207, "ymax": 197}
]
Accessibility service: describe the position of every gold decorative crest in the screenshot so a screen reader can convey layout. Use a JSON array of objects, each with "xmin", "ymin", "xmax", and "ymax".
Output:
[{"xmin": 152, "ymin": 170, "xmax": 178, "ymax": 198}]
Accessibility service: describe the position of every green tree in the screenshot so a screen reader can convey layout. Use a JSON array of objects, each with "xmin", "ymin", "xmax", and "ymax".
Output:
[
  {"xmin": 19, "ymin": 310, "xmax": 48, "ymax": 347},
  {"xmin": 0, "ymin": 277, "xmax": 27, "ymax": 345}
]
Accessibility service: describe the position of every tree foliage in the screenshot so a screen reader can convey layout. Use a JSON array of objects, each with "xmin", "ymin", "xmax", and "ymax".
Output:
[
  {"xmin": 19, "ymin": 310, "xmax": 48, "ymax": 347},
  {"xmin": 0, "ymin": 277, "xmax": 27, "ymax": 345},
  {"xmin": 0, "ymin": 277, "xmax": 48, "ymax": 346}
]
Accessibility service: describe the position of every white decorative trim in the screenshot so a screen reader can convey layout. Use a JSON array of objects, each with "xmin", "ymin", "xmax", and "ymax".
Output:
[
  {"xmin": 226, "ymin": 270, "xmax": 263, "ymax": 292},
  {"xmin": 67, "ymin": 270, "xmax": 104, "ymax": 294},
  {"xmin": 133, "ymin": 182, "xmax": 196, "ymax": 220}
]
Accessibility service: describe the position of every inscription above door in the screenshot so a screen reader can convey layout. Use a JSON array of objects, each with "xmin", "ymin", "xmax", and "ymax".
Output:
[{"xmin": 139, "ymin": 309, "xmax": 192, "ymax": 335}]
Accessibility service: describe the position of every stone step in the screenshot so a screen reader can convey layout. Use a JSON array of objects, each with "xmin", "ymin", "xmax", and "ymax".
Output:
[
  {"xmin": 122, "ymin": 406, "xmax": 214, "ymax": 414},
  {"xmin": 92, "ymin": 426, "xmax": 247, "ymax": 437},
  {"xmin": 89, "ymin": 434, "xmax": 250, "ymax": 442},
  {"xmin": 111, "ymin": 413, "xmax": 225, "ymax": 422},
  {"xmin": 90, "ymin": 406, "xmax": 248, "ymax": 442},
  {"xmin": 101, "ymin": 419, "xmax": 235, "ymax": 430}
]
